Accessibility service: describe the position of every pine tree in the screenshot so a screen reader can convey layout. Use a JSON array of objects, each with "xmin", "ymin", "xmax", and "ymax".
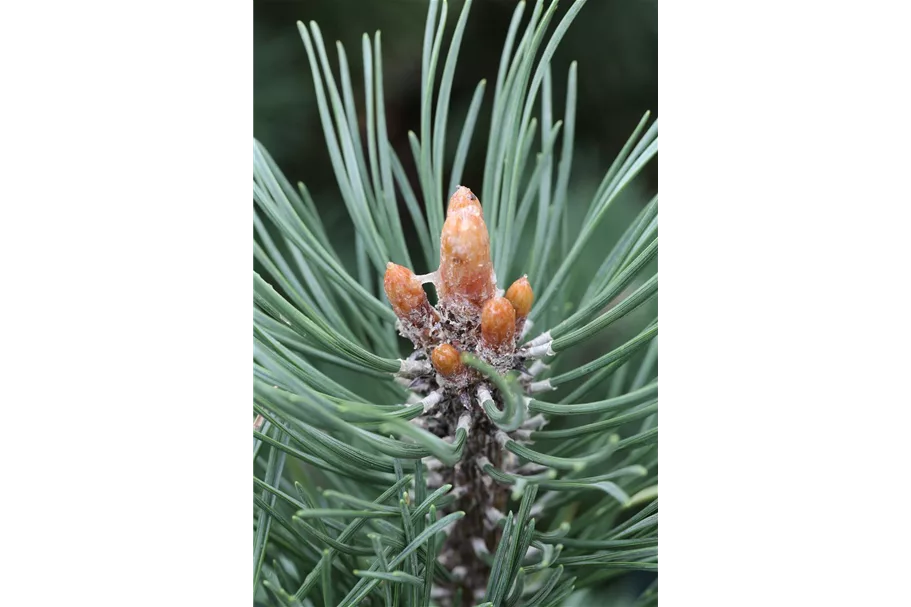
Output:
[{"xmin": 253, "ymin": 1, "xmax": 658, "ymax": 605}]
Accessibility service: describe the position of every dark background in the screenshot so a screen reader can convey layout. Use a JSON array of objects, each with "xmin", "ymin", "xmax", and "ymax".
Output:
[{"xmin": 254, "ymin": 0, "xmax": 657, "ymax": 221}]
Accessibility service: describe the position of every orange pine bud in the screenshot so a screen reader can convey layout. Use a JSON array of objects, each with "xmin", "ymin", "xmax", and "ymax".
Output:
[
  {"xmin": 447, "ymin": 186, "xmax": 483, "ymax": 218},
  {"xmin": 481, "ymin": 296, "xmax": 516, "ymax": 351},
  {"xmin": 383, "ymin": 262, "xmax": 428, "ymax": 319},
  {"xmin": 439, "ymin": 191, "xmax": 495, "ymax": 306},
  {"xmin": 505, "ymin": 276, "xmax": 534, "ymax": 318},
  {"xmin": 431, "ymin": 343, "xmax": 463, "ymax": 377}
]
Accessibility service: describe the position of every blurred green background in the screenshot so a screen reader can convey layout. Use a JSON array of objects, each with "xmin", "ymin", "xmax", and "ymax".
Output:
[{"xmin": 254, "ymin": 0, "xmax": 657, "ymax": 238}]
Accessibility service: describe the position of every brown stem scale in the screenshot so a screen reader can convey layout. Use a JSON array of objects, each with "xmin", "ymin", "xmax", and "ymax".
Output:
[
  {"xmin": 382, "ymin": 186, "xmax": 538, "ymax": 605},
  {"xmin": 424, "ymin": 397, "xmax": 512, "ymax": 606}
]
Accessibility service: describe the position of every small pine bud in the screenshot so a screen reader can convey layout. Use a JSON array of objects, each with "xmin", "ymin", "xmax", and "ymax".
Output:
[
  {"xmin": 505, "ymin": 275, "xmax": 534, "ymax": 318},
  {"xmin": 383, "ymin": 262, "xmax": 428, "ymax": 319},
  {"xmin": 480, "ymin": 296, "xmax": 516, "ymax": 351},
  {"xmin": 439, "ymin": 191, "xmax": 495, "ymax": 306},
  {"xmin": 431, "ymin": 343, "xmax": 464, "ymax": 377},
  {"xmin": 447, "ymin": 186, "xmax": 483, "ymax": 218}
]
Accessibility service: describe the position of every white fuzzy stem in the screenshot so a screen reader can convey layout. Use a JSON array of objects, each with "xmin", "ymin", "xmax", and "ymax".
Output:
[
  {"xmin": 510, "ymin": 429, "xmax": 533, "ymax": 441},
  {"xmin": 398, "ymin": 359, "xmax": 431, "ymax": 377},
  {"xmin": 527, "ymin": 379, "xmax": 555, "ymax": 394},
  {"xmin": 525, "ymin": 331, "xmax": 552, "ymax": 348},
  {"xmin": 528, "ymin": 359, "xmax": 549, "ymax": 376},
  {"xmin": 476, "ymin": 386, "xmax": 493, "ymax": 407},
  {"xmin": 521, "ymin": 342, "xmax": 555, "ymax": 359},
  {"xmin": 421, "ymin": 390, "xmax": 443, "ymax": 413},
  {"xmin": 522, "ymin": 414, "xmax": 548, "ymax": 430},
  {"xmin": 416, "ymin": 270, "xmax": 439, "ymax": 285}
]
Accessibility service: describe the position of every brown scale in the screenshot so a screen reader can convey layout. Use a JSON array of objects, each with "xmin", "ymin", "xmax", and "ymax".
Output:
[
  {"xmin": 382, "ymin": 186, "xmax": 536, "ymax": 606},
  {"xmin": 441, "ymin": 412, "xmax": 510, "ymax": 606}
]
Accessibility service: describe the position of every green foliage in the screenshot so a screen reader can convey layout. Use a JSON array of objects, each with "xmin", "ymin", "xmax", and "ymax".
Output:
[{"xmin": 254, "ymin": 0, "xmax": 657, "ymax": 605}]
